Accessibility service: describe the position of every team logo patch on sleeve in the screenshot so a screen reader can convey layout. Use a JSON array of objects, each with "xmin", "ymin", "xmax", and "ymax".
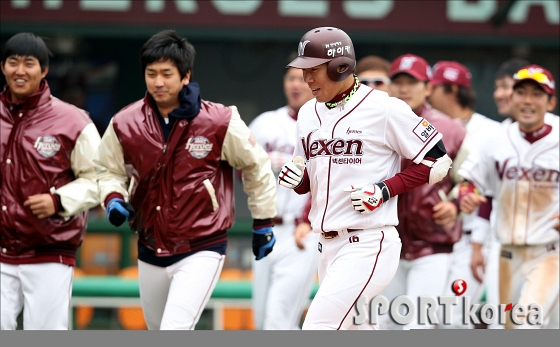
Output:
[
  {"xmin": 186, "ymin": 136, "xmax": 213, "ymax": 159},
  {"xmin": 34, "ymin": 136, "xmax": 61, "ymax": 158},
  {"xmin": 413, "ymin": 119, "xmax": 436, "ymax": 142}
]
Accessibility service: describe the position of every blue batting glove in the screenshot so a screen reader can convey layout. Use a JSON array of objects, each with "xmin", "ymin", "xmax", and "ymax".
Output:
[
  {"xmin": 106, "ymin": 198, "xmax": 136, "ymax": 227},
  {"xmin": 252, "ymin": 226, "xmax": 276, "ymax": 260}
]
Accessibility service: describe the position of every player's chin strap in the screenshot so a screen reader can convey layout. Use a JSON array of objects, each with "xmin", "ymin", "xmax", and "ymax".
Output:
[{"xmin": 421, "ymin": 154, "xmax": 453, "ymax": 185}]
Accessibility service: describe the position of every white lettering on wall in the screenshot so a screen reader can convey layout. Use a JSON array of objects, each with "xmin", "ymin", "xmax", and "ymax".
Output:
[
  {"xmin": 80, "ymin": 0, "xmax": 131, "ymax": 11},
  {"xmin": 343, "ymin": 0, "xmax": 394, "ymax": 19},
  {"xmin": 145, "ymin": 0, "xmax": 198, "ymax": 13},
  {"xmin": 447, "ymin": 0, "xmax": 497, "ymax": 22},
  {"xmin": 44, "ymin": 0, "xmax": 62, "ymax": 9},
  {"xmin": 211, "ymin": 0, "xmax": 262, "ymax": 15},
  {"xmin": 8, "ymin": 0, "xmax": 560, "ymax": 26},
  {"xmin": 508, "ymin": 0, "xmax": 559, "ymax": 24},
  {"xmin": 278, "ymin": 0, "xmax": 329, "ymax": 17},
  {"xmin": 11, "ymin": 0, "xmax": 30, "ymax": 8}
]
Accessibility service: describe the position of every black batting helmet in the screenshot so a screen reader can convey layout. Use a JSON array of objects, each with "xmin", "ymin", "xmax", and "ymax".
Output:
[{"xmin": 287, "ymin": 27, "xmax": 356, "ymax": 82}]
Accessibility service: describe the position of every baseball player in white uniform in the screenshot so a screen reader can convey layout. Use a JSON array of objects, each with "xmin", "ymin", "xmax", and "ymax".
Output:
[
  {"xmin": 428, "ymin": 61, "xmax": 502, "ymax": 329},
  {"xmin": 278, "ymin": 27, "xmax": 453, "ymax": 330},
  {"xmin": 249, "ymin": 63, "xmax": 319, "ymax": 330},
  {"xmin": 459, "ymin": 65, "xmax": 559, "ymax": 329}
]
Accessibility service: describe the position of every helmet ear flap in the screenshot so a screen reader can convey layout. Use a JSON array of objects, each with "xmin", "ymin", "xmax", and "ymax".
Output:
[{"xmin": 327, "ymin": 56, "xmax": 356, "ymax": 82}]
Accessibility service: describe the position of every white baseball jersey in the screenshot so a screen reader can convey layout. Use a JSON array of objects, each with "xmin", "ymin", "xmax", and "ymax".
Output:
[
  {"xmin": 249, "ymin": 106, "xmax": 319, "ymax": 330},
  {"xmin": 249, "ymin": 106, "xmax": 309, "ymax": 220},
  {"xmin": 458, "ymin": 120, "xmax": 560, "ymax": 246},
  {"xmin": 294, "ymin": 86, "xmax": 442, "ymax": 233},
  {"xmin": 459, "ymin": 113, "xmax": 501, "ymax": 239}
]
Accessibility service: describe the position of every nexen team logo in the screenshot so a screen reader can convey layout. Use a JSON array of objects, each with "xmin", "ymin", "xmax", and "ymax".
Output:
[
  {"xmin": 496, "ymin": 158, "xmax": 559, "ymax": 184},
  {"xmin": 186, "ymin": 136, "xmax": 213, "ymax": 159},
  {"xmin": 34, "ymin": 136, "xmax": 61, "ymax": 158},
  {"xmin": 301, "ymin": 132, "xmax": 364, "ymax": 165}
]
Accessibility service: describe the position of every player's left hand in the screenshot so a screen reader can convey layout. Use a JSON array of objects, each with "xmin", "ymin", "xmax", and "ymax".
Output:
[
  {"xmin": 252, "ymin": 226, "xmax": 276, "ymax": 260},
  {"xmin": 24, "ymin": 194, "xmax": 56, "ymax": 219},
  {"xmin": 343, "ymin": 183, "xmax": 385, "ymax": 214},
  {"xmin": 433, "ymin": 201, "xmax": 458, "ymax": 229}
]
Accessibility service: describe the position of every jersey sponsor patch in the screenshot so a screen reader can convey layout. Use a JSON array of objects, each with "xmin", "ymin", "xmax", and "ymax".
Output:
[
  {"xmin": 186, "ymin": 136, "xmax": 213, "ymax": 159},
  {"xmin": 34, "ymin": 135, "xmax": 61, "ymax": 158},
  {"xmin": 413, "ymin": 119, "xmax": 436, "ymax": 142}
]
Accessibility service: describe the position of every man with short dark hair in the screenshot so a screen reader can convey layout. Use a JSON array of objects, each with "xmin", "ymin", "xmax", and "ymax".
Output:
[
  {"xmin": 94, "ymin": 30, "xmax": 277, "ymax": 330},
  {"xmin": 494, "ymin": 58, "xmax": 530, "ymax": 120},
  {"xmin": 1, "ymin": 32, "xmax": 101, "ymax": 330}
]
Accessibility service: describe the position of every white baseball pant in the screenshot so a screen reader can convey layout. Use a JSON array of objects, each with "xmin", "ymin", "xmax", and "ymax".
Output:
[
  {"xmin": 1, "ymin": 262, "xmax": 73, "ymax": 330},
  {"xmin": 302, "ymin": 227, "xmax": 401, "ymax": 330},
  {"xmin": 440, "ymin": 232, "xmax": 496, "ymax": 329},
  {"xmin": 482, "ymin": 236, "xmax": 503, "ymax": 329},
  {"xmin": 500, "ymin": 242, "xmax": 559, "ymax": 329},
  {"xmin": 138, "ymin": 251, "xmax": 225, "ymax": 330},
  {"xmin": 252, "ymin": 221, "xmax": 319, "ymax": 330},
  {"xmin": 379, "ymin": 252, "xmax": 452, "ymax": 330}
]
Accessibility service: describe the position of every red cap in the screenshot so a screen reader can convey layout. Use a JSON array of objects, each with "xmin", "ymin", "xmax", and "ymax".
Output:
[
  {"xmin": 513, "ymin": 64, "xmax": 556, "ymax": 96},
  {"xmin": 390, "ymin": 54, "xmax": 432, "ymax": 82},
  {"xmin": 431, "ymin": 61, "xmax": 472, "ymax": 88}
]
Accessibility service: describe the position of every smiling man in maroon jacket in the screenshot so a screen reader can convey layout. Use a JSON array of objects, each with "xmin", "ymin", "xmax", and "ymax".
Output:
[{"xmin": 0, "ymin": 32, "xmax": 101, "ymax": 330}]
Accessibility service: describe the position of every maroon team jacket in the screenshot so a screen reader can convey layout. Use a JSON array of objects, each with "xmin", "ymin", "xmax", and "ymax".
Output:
[
  {"xmin": 0, "ymin": 81, "xmax": 97, "ymax": 265},
  {"xmin": 103, "ymin": 96, "xmax": 236, "ymax": 256}
]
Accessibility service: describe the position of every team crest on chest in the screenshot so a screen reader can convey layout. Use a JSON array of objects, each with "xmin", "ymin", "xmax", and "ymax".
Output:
[
  {"xmin": 34, "ymin": 135, "xmax": 61, "ymax": 158},
  {"xmin": 186, "ymin": 136, "xmax": 213, "ymax": 159}
]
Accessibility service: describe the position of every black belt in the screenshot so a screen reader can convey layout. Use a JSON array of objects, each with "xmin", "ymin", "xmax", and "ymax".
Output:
[
  {"xmin": 322, "ymin": 229, "xmax": 362, "ymax": 239},
  {"xmin": 272, "ymin": 217, "xmax": 284, "ymax": 225},
  {"xmin": 464, "ymin": 230, "xmax": 472, "ymax": 235}
]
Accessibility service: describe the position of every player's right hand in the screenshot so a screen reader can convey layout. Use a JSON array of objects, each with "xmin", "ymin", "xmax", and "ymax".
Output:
[
  {"xmin": 459, "ymin": 193, "xmax": 487, "ymax": 214},
  {"xmin": 343, "ymin": 183, "xmax": 384, "ymax": 214},
  {"xmin": 106, "ymin": 198, "xmax": 136, "ymax": 227},
  {"xmin": 278, "ymin": 161, "xmax": 303, "ymax": 189}
]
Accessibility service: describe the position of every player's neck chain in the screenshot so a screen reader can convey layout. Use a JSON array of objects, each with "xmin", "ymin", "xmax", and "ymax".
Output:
[{"xmin": 325, "ymin": 75, "xmax": 360, "ymax": 110}]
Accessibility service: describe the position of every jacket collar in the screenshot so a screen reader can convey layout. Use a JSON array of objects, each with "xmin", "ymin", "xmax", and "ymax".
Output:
[
  {"xmin": 0, "ymin": 80, "xmax": 51, "ymax": 110},
  {"xmin": 145, "ymin": 82, "xmax": 202, "ymax": 122}
]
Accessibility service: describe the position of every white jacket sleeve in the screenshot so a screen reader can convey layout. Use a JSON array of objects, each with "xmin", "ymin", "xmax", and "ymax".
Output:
[
  {"xmin": 221, "ymin": 106, "xmax": 277, "ymax": 220},
  {"xmin": 94, "ymin": 119, "xmax": 130, "ymax": 209},
  {"xmin": 54, "ymin": 123, "xmax": 101, "ymax": 217}
]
